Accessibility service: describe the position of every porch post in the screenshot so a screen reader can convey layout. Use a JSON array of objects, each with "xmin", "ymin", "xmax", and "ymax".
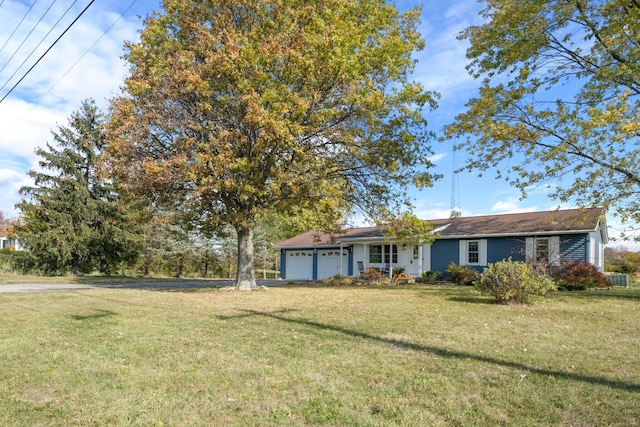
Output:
[{"xmin": 364, "ymin": 243, "xmax": 368, "ymax": 269}]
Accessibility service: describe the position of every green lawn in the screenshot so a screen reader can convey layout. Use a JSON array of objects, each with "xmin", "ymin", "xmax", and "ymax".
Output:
[{"xmin": 1, "ymin": 284, "xmax": 639, "ymax": 426}]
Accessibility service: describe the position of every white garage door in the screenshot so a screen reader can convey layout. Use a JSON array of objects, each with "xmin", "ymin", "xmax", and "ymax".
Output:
[
  {"xmin": 286, "ymin": 250, "xmax": 314, "ymax": 280},
  {"xmin": 317, "ymin": 249, "xmax": 348, "ymax": 280}
]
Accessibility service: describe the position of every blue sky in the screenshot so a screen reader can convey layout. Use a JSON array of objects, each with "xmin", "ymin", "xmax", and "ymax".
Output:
[{"xmin": 0, "ymin": 0, "xmax": 634, "ymax": 248}]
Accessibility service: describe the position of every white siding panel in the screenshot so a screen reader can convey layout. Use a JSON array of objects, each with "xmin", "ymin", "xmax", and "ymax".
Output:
[
  {"xmin": 550, "ymin": 236, "xmax": 560, "ymax": 265},
  {"xmin": 525, "ymin": 237, "xmax": 534, "ymax": 263},
  {"xmin": 479, "ymin": 239, "xmax": 488, "ymax": 266},
  {"xmin": 459, "ymin": 240, "xmax": 467, "ymax": 265}
]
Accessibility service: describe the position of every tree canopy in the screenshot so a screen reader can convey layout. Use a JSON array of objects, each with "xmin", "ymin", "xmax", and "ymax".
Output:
[
  {"xmin": 446, "ymin": 0, "xmax": 640, "ymax": 233},
  {"xmin": 107, "ymin": 0, "xmax": 439, "ymax": 289},
  {"xmin": 16, "ymin": 99, "xmax": 140, "ymax": 275}
]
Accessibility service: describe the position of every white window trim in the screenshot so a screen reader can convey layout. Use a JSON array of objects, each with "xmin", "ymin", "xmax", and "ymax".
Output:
[
  {"xmin": 459, "ymin": 239, "xmax": 487, "ymax": 266},
  {"xmin": 526, "ymin": 236, "xmax": 560, "ymax": 265}
]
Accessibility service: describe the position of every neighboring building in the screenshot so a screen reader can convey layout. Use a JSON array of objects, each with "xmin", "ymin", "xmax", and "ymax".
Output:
[
  {"xmin": 0, "ymin": 236, "xmax": 21, "ymax": 251},
  {"xmin": 275, "ymin": 208, "xmax": 607, "ymax": 281}
]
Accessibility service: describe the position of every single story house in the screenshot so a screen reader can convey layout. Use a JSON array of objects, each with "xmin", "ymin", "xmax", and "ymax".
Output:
[{"xmin": 274, "ymin": 207, "xmax": 607, "ymax": 280}]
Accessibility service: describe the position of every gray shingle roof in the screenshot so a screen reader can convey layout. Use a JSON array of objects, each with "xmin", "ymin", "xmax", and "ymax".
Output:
[{"xmin": 274, "ymin": 207, "xmax": 605, "ymax": 248}]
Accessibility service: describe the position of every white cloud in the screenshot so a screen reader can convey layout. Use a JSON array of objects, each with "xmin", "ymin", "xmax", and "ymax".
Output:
[
  {"xmin": 427, "ymin": 152, "xmax": 447, "ymax": 163},
  {"xmin": 0, "ymin": 1, "xmax": 148, "ymax": 216},
  {"xmin": 491, "ymin": 197, "xmax": 538, "ymax": 214},
  {"xmin": 417, "ymin": 0, "xmax": 483, "ymax": 103},
  {"xmin": 0, "ymin": 169, "xmax": 32, "ymax": 217}
]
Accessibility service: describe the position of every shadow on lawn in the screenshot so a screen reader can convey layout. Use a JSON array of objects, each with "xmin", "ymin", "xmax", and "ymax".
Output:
[
  {"xmin": 554, "ymin": 288, "xmax": 640, "ymax": 301},
  {"xmin": 219, "ymin": 308, "xmax": 640, "ymax": 394},
  {"xmin": 447, "ymin": 296, "xmax": 496, "ymax": 305},
  {"xmin": 70, "ymin": 309, "xmax": 118, "ymax": 321}
]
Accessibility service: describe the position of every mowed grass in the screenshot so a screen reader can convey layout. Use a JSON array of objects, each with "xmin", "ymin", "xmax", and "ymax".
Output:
[{"xmin": 1, "ymin": 284, "xmax": 639, "ymax": 426}]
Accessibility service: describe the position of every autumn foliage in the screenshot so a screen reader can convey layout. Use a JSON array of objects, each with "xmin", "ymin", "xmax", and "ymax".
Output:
[
  {"xmin": 551, "ymin": 262, "xmax": 611, "ymax": 291},
  {"xmin": 107, "ymin": 0, "xmax": 438, "ymax": 289}
]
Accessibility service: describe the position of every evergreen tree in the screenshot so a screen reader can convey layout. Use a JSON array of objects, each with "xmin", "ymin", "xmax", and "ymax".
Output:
[{"xmin": 16, "ymin": 99, "xmax": 140, "ymax": 275}]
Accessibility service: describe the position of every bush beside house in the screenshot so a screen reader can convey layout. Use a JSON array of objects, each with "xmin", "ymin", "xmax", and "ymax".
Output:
[
  {"xmin": 474, "ymin": 259, "xmax": 556, "ymax": 304},
  {"xmin": 551, "ymin": 261, "xmax": 612, "ymax": 290}
]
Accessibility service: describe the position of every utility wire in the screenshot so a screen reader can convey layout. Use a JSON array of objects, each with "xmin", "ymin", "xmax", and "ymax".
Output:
[
  {"xmin": 0, "ymin": 0, "xmax": 61, "ymax": 75},
  {"xmin": 0, "ymin": 0, "xmax": 39, "ymax": 56},
  {"xmin": 0, "ymin": 0, "xmax": 140, "ymax": 140},
  {"xmin": 0, "ymin": 1, "xmax": 79, "ymax": 91},
  {"xmin": 0, "ymin": 0, "xmax": 97, "ymax": 104}
]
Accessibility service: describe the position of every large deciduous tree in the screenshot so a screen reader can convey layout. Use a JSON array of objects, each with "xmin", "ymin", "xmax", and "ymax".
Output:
[
  {"xmin": 107, "ymin": 0, "xmax": 439, "ymax": 289},
  {"xmin": 446, "ymin": 0, "xmax": 640, "ymax": 232},
  {"xmin": 16, "ymin": 99, "xmax": 140, "ymax": 275}
]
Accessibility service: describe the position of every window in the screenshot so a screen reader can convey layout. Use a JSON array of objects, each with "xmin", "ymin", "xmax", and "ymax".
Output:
[
  {"xmin": 536, "ymin": 238, "xmax": 549, "ymax": 264},
  {"xmin": 369, "ymin": 245, "xmax": 382, "ymax": 263},
  {"xmin": 369, "ymin": 244, "xmax": 398, "ymax": 264},
  {"xmin": 384, "ymin": 245, "xmax": 398, "ymax": 264},
  {"xmin": 460, "ymin": 239, "xmax": 486, "ymax": 265},
  {"xmin": 467, "ymin": 241, "xmax": 479, "ymax": 264},
  {"xmin": 413, "ymin": 245, "xmax": 419, "ymax": 260}
]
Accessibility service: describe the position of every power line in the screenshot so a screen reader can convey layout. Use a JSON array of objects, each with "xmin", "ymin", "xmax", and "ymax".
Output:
[
  {"xmin": 0, "ymin": 0, "xmax": 97, "ymax": 105},
  {"xmin": 0, "ymin": 0, "xmax": 61, "ymax": 75},
  {"xmin": 0, "ymin": 0, "xmax": 140, "ymax": 140},
  {"xmin": 0, "ymin": 0, "xmax": 40, "ymax": 56},
  {"xmin": 0, "ymin": 1, "xmax": 79, "ymax": 92}
]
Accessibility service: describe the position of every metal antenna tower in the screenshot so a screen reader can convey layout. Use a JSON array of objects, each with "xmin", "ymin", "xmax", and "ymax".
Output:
[{"xmin": 450, "ymin": 151, "xmax": 461, "ymax": 218}]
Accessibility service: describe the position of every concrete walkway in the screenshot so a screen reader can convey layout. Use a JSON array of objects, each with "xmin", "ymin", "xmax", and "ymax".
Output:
[{"xmin": 0, "ymin": 280, "xmax": 290, "ymax": 293}]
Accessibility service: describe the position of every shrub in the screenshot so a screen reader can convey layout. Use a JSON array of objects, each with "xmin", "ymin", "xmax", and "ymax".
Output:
[
  {"xmin": 551, "ymin": 261, "xmax": 611, "ymax": 291},
  {"xmin": 319, "ymin": 275, "xmax": 355, "ymax": 286},
  {"xmin": 360, "ymin": 267, "xmax": 382, "ymax": 280},
  {"xmin": 475, "ymin": 259, "xmax": 557, "ymax": 304},
  {"xmin": 421, "ymin": 270, "xmax": 442, "ymax": 282},
  {"xmin": 446, "ymin": 262, "xmax": 478, "ymax": 285},
  {"xmin": 4, "ymin": 251, "xmax": 39, "ymax": 275}
]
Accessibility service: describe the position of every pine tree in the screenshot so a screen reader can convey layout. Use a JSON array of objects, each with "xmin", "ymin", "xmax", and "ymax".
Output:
[{"xmin": 16, "ymin": 99, "xmax": 140, "ymax": 275}]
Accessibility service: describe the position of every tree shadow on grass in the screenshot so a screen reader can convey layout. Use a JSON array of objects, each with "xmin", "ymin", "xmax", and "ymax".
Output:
[
  {"xmin": 219, "ymin": 309, "xmax": 640, "ymax": 394},
  {"xmin": 70, "ymin": 309, "xmax": 117, "ymax": 321},
  {"xmin": 552, "ymin": 288, "xmax": 640, "ymax": 302},
  {"xmin": 447, "ymin": 296, "xmax": 496, "ymax": 305}
]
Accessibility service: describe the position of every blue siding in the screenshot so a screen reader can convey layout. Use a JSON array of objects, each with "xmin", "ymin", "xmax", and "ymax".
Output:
[
  {"xmin": 560, "ymin": 234, "xmax": 588, "ymax": 263},
  {"xmin": 280, "ymin": 249, "xmax": 287, "ymax": 279},
  {"xmin": 487, "ymin": 237, "xmax": 526, "ymax": 263},
  {"xmin": 431, "ymin": 237, "xmax": 525, "ymax": 276},
  {"xmin": 431, "ymin": 240, "xmax": 460, "ymax": 273},
  {"xmin": 429, "ymin": 235, "xmax": 590, "ymax": 277}
]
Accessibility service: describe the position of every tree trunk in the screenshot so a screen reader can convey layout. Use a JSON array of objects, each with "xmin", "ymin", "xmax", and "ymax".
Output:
[
  {"xmin": 176, "ymin": 255, "xmax": 184, "ymax": 278},
  {"xmin": 203, "ymin": 251, "xmax": 209, "ymax": 278},
  {"xmin": 236, "ymin": 224, "xmax": 257, "ymax": 290}
]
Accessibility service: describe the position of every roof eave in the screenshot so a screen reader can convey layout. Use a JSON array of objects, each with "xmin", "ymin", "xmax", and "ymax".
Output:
[{"xmin": 438, "ymin": 229, "xmax": 599, "ymax": 240}]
